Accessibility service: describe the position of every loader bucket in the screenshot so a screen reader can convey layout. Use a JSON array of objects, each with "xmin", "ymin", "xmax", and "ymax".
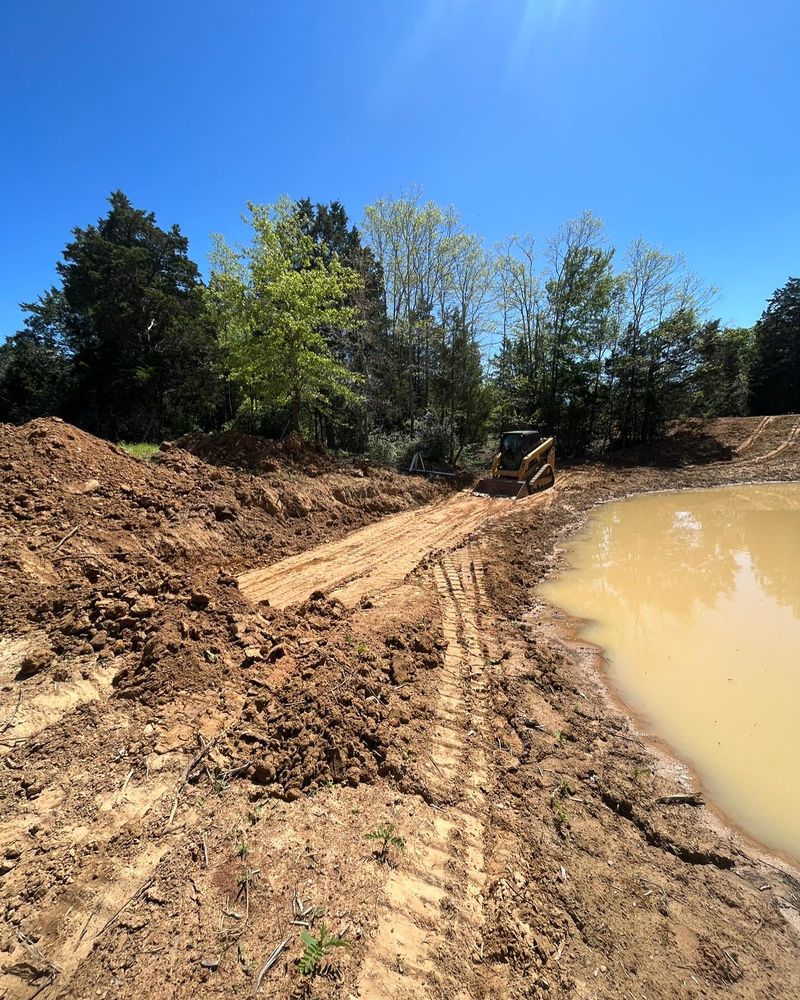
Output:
[
  {"xmin": 472, "ymin": 461, "xmax": 555, "ymax": 500},
  {"xmin": 472, "ymin": 477, "xmax": 529, "ymax": 499}
]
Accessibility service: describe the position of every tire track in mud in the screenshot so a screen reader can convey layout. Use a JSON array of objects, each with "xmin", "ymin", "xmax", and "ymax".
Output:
[
  {"xmin": 734, "ymin": 415, "xmax": 773, "ymax": 454},
  {"xmin": 357, "ymin": 546, "xmax": 502, "ymax": 999},
  {"xmin": 237, "ymin": 490, "xmax": 541, "ymax": 610},
  {"xmin": 750, "ymin": 419, "xmax": 800, "ymax": 463},
  {"xmin": 731, "ymin": 414, "xmax": 800, "ymax": 464}
]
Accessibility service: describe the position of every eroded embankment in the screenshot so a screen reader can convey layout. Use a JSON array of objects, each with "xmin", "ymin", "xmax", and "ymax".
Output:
[{"xmin": 0, "ymin": 414, "xmax": 799, "ymax": 1000}]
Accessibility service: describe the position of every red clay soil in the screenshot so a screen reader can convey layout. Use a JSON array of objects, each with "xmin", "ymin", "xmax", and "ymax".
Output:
[{"xmin": 0, "ymin": 414, "xmax": 798, "ymax": 1000}]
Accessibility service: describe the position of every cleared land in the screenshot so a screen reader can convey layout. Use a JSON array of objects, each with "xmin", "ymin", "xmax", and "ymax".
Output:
[{"xmin": 0, "ymin": 415, "xmax": 799, "ymax": 999}]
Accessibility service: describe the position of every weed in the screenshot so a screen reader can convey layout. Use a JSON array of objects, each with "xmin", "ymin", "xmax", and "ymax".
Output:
[
  {"xmin": 356, "ymin": 642, "xmax": 366, "ymax": 655},
  {"xmin": 213, "ymin": 777, "xmax": 229, "ymax": 795},
  {"xmin": 553, "ymin": 805, "xmax": 570, "ymax": 835},
  {"xmin": 237, "ymin": 837, "xmax": 249, "ymax": 859},
  {"xmin": 297, "ymin": 923, "xmax": 349, "ymax": 976},
  {"xmin": 550, "ymin": 778, "xmax": 573, "ymax": 835},
  {"xmin": 365, "ymin": 822, "xmax": 405, "ymax": 862}
]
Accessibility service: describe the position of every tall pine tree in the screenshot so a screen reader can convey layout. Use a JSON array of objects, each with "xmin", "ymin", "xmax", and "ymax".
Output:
[{"xmin": 749, "ymin": 278, "xmax": 800, "ymax": 414}]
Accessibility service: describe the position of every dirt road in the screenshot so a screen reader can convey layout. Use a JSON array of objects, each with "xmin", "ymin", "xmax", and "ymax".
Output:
[{"xmin": 0, "ymin": 415, "xmax": 799, "ymax": 999}]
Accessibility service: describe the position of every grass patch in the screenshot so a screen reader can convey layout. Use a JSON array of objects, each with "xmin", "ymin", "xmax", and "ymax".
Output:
[{"xmin": 118, "ymin": 442, "xmax": 160, "ymax": 460}]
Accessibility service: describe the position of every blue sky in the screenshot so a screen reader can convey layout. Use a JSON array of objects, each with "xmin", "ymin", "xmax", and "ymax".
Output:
[{"xmin": 2, "ymin": 0, "xmax": 798, "ymax": 339}]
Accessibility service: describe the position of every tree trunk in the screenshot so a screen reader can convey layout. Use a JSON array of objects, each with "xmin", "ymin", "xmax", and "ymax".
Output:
[{"xmin": 291, "ymin": 387, "xmax": 302, "ymax": 433}]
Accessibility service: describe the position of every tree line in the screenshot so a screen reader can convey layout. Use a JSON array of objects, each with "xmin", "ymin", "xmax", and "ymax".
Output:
[{"xmin": 1, "ymin": 189, "xmax": 797, "ymax": 461}]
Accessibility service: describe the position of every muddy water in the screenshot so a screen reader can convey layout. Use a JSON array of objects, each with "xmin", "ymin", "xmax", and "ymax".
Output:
[{"xmin": 541, "ymin": 483, "xmax": 800, "ymax": 860}]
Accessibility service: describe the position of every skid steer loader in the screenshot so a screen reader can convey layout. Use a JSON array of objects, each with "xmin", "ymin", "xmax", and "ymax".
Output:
[{"xmin": 473, "ymin": 429, "xmax": 556, "ymax": 499}]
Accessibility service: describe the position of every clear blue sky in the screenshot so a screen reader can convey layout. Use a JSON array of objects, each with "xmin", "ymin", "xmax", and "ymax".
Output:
[{"xmin": 2, "ymin": 0, "xmax": 798, "ymax": 340}]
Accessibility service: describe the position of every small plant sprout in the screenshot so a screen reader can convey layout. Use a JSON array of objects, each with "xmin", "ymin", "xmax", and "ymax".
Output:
[
  {"xmin": 356, "ymin": 642, "xmax": 367, "ymax": 655},
  {"xmin": 237, "ymin": 837, "xmax": 249, "ymax": 859},
  {"xmin": 553, "ymin": 804, "xmax": 570, "ymax": 835},
  {"xmin": 297, "ymin": 923, "xmax": 350, "ymax": 976},
  {"xmin": 550, "ymin": 780, "xmax": 572, "ymax": 836},
  {"xmin": 365, "ymin": 822, "xmax": 406, "ymax": 862}
]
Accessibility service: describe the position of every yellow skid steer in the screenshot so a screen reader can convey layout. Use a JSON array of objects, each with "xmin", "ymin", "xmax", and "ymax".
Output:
[{"xmin": 473, "ymin": 430, "xmax": 556, "ymax": 499}]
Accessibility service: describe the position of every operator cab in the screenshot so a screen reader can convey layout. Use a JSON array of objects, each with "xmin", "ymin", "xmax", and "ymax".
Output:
[{"xmin": 499, "ymin": 429, "xmax": 542, "ymax": 471}]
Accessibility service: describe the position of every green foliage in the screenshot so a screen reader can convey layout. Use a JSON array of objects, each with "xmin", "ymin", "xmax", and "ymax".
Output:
[
  {"xmin": 552, "ymin": 804, "xmax": 570, "ymax": 834},
  {"xmin": 117, "ymin": 442, "xmax": 160, "ymax": 460},
  {"xmin": 362, "ymin": 190, "xmax": 494, "ymax": 453},
  {"xmin": 749, "ymin": 277, "xmax": 800, "ymax": 415},
  {"xmin": 297, "ymin": 923, "xmax": 349, "ymax": 976},
  {"xmin": 693, "ymin": 322, "xmax": 754, "ymax": 416},
  {"xmin": 207, "ymin": 198, "xmax": 364, "ymax": 433},
  {"xmin": 60, "ymin": 191, "xmax": 219, "ymax": 439},
  {"xmin": 365, "ymin": 821, "xmax": 406, "ymax": 861},
  {"xmin": 6, "ymin": 185, "xmax": 796, "ymax": 454},
  {"xmin": 0, "ymin": 322, "xmax": 73, "ymax": 425},
  {"xmin": 1, "ymin": 192, "xmax": 224, "ymax": 438},
  {"xmin": 365, "ymin": 427, "xmax": 414, "ymax": 467}
]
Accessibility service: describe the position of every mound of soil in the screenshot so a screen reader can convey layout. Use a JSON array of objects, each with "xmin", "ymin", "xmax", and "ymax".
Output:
[
  {"xmin": 170, "ymin": 429, "xmax": 330, "ymax": 475},
  {"xmin": 0, "ymin": 416, "xmax": 444, "ymax": 621},
  {"xmin": 0, "ymin": 417, "xmax": 448, "ymax": 800}
]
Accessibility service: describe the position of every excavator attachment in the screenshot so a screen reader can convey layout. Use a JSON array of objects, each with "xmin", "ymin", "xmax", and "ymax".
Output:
[{"xmin": 473, "ymin": 431, "xmax": 556, "ymax": 500}]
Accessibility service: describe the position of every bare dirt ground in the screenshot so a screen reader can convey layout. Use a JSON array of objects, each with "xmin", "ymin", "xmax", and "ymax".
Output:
[{"xmin": 1, "ymin": 414, "xmax": 799, "ymax": 999}]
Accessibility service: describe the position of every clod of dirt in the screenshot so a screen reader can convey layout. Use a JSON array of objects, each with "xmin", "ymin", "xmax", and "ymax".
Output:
[{"xmin": 15, "ymin": 646, "xmax": 54, "ymax": 679}]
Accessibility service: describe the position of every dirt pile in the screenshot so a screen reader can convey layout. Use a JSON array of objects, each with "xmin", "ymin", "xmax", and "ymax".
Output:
[
  {"xmin": 169, "ymin": 428, "xmax": 331, "ymax": 475},
  {"xmin": 0, "ymin": 415, "xmax": 444, "ymax": 649}
]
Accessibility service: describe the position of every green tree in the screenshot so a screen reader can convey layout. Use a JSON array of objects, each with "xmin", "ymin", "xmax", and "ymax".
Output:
[
  {"xmin": 363, "ymin": 189, "xmax": 493, "ymax": 446},
  {"xmin": 50, "ymin": 190, "xmax": 217, "ymax": 440},
  {"xmin": 693, "ymin": 322, "xmax": 753, "ymax": 416},
  {"xmin": 208, "ymin": 199, "xmax": 363, "ymax": 433},
  {"xmin": 431, "ymin": 308, "xmax": 492, "ymax": 461},
  {"xmin": 0, "ymin": 291, "xmax": 73, "ymax": 423},
  {"xmin": 542, "ymin": 212, "xmax": 616, "ymax": 448},
  {"xmin": 606, "ymin": 239, "xmax": 713, "ymax": 446},
  {"xmin": 294, "ymin": 199, "xmax": 387, "ymax": 448},
  {"xmin": 749, "ymin": 278, "xmax": 800, "ymax": 414}
]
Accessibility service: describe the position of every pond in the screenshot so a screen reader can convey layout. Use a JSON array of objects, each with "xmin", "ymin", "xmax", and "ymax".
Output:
[{"xmin": 540, "ymin": 483, "xmax": 800, "ymax": 861}]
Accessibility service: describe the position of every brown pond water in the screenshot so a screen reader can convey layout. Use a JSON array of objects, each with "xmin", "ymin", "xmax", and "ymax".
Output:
[{"xmin": 540, "ymin": 483, "xmax": 800, "ymax": 861}]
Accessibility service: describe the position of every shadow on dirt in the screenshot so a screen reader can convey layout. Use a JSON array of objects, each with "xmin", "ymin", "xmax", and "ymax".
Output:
[
  {"xmin": 604, "ymin": 425, "xmax": 733, "ymax": 469},
  {"xmin": 167, "ymin": 430, "xmax": 328, "ymax": 475}
]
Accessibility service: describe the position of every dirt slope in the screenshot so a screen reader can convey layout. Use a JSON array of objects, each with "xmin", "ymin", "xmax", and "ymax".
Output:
[{"xmin": 0, "ymin": 415, "xmax": 799, "ymax": 1000}]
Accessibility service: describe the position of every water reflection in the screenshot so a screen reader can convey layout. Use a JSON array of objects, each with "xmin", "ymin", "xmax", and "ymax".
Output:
[{"xmin": 541, "ymin": 483, "xmax": 800, "ymax": 860}]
